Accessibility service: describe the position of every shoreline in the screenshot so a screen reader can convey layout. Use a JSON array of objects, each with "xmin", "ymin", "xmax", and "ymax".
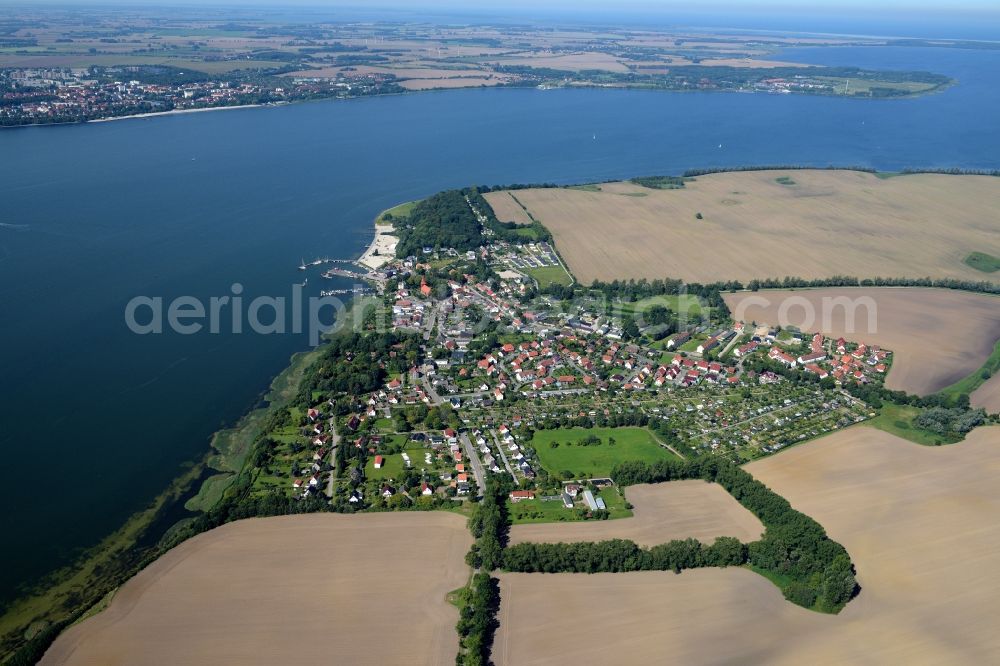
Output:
[
  {"xmin": 2, "ymin": 72, "xmax": 954, "ymax": 130},
  {"xmin": 87, "ymin": 103, "xmax": 269, "ymax": 124}
]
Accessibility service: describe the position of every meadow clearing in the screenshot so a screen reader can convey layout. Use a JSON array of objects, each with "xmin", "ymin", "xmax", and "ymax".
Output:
[
  {"xmin": 724, "ymin": 287, "xmax": 1000, "ymax": 395},
  {"xmin": 41, "ymin": 513, "xmax": 471, "ymax": 666},
  {"xmin": 508, "ymin": 480, "xmax": 764, "ymax": 547},
  {"xmin": 529, "ymin": 427, "xmax": 678, "ymax": 478},
  {"xmin": 495, "ymin": 426, "xmax": 1000, "ymax": 665},
  {"xmin": 507, "ymin": 171, "xmax": 1000, "ymax": 284}
]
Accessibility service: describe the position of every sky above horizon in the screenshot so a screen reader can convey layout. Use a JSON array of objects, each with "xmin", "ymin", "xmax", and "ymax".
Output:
[
  {"xmin": 10, "ymin": 0, "xmax": 1000, "ymax": 9},
  {"xmin": 8, "ymin": 0, "xmax": 1000, "ymax": 41}
]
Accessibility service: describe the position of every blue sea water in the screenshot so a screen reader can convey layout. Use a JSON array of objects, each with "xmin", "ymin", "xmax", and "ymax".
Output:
[{"xmin": 0, "ymin": 43, "xmax": 998, "ymax": 605}]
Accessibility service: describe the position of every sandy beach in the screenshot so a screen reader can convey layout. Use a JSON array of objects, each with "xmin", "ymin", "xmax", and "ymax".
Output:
[
  {"xmin": 87, "ymin": 103, "xmax": 266, "ymax": 124},
  {"xmin": 358, "ymin": 222, "xmax": 399, "ymax": 269}
]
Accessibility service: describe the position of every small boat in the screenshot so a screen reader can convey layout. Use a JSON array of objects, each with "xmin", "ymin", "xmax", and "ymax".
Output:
[{"xmin": 298, "ymin": 258, "xmax": 307, "ymax": 271}]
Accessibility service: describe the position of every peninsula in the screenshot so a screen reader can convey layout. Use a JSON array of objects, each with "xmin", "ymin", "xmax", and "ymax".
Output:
[{"xmin": 11, "ymin": 168, "xmax": 1000, "ymax": 666}]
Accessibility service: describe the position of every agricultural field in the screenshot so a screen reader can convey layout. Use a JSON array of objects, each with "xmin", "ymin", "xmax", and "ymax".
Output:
[
  {"xmin": 529, "ymin": 427, "xmax": 679, "ymax": 478},
  {"xmin": 972, "ymin": 374, "xmax": 1000, "ymax": 413},
  {"xmin": 494, "ymin": 570, "xmax": 823, "ymax": 665},
  {"xmin": 41, "ymin": 513, "xmax": 472, "ymax": 666},
  {"xmin": 505, "ymin": 171, "xmax": 1000, "ymax": 284},
  {"xmin": 483, "ymin": 191, "xmax": 533, "ymax": 225},
  {"xmin": 397, "ymin": 77, "xmax": 507, "ymax": 90},
  {"xmin": 495, "ymin": 426, "xmax": 1000, "ymax": 664},
  {"xmin": 508, "ymin": 480, "xmax": 764, "ymax": 546},
  {"xmin": 725, "ymin": 287, "xmax": 1000, "ymax": 395}
]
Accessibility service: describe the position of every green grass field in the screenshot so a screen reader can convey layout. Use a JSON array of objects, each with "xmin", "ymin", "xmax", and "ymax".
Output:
[
  {"xmin": 530, "ymin": 427, "xmax": 679, "ymax": 478},
  {"xmin": 618, "ymin": 294, "xmax": 702, "ymax": 317},
  {"xmin": 367, "ymin": 451, "xmax": 407, "ymax": 480},
  {"xmin": 506, "ymin": 225, "xmax": 542, "ymax": 240},
  {"xmin": 367, "ymin": 445, "xmax": 441, "ymax": 480},
  {"xmin": 678, "ymin": 334, "xmax": 708, "ymax": 353},
  {"xmin": 378, "ymin": 199, "xmax": 420, "ymax": 222},
  {"xmin": 658, "ymin": 351, "xmax": 677, "ymax": 365},
  {"xmin": 816, "ymin": 76, "xmax": 941, "ymax": 95},
  {"xmin": 964, "ymin": 251, "xmax": 1000, "ymax": 274},
  {"xmin": 865, "ymin": 403, "xmax": 958, "ymax": 446},
  {"xmin": 527, "ymin": 264, "xmax": 573, "ymax": 288}
]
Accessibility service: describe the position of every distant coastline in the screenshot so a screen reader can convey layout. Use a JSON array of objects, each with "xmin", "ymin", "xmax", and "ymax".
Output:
[{"xmin": 2, "ymin": 66, "xmax": 955, "ymax": 130}]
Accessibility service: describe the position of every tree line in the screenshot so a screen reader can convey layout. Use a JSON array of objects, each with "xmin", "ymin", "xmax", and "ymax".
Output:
[
  {"xmin": 746, "ymin": 275, "xmax": 999, "ymax": 295},
  {"xmin": 503, "ymin": 536, "xmax": 745, "ymax": 573},
  {"xmin": 458, "ymin": 474, "xmax": 514, "ymax": 665},
  {"xmin": 502, "ymin": 456, "xmax": 858, "ymax": 612}
]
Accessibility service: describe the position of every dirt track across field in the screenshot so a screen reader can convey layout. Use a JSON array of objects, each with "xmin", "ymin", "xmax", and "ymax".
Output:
[{"xmin": 484, "ymin": 191, "xmax": 533, "ymax": 225}]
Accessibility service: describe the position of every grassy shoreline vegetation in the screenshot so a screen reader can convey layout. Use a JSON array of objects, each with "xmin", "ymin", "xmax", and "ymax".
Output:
[
  {"xmin": 186, "ymin": 347, "xmax": 323, "ymax": 512},
  {"xmin": 0, "ymin": 461, "xmax": 208, "ymax": 662},
  {"xmin": 0, "ymin": 301, "xmax": 364, "ymax": 662}
]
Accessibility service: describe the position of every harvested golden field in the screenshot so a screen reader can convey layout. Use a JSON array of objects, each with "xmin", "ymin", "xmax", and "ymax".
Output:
[
  {"xmin": 484, "ymin": 191, "xmax": 533, "ymax": 225},
  {"xmin": 495, "ymin": 570, "xmax": 824, "ymax": 665},
  {"xmin": 42, "ymin": 513, "xmax": 472, "ymax": 666},
  {"xmin": 488, "ymin": 52, "xmax": 630, "ymax": 73},
  {"xmin": 702, "ymin": 57, "xmax": 810, "ymax": 68},
  {"xmin": 496, "ymin": 427, "xmax": 1000, "ymax": 665},
  {"xmin": 725, "ymin": 287, "xmax": 1000, "ymax": 395},
  {"xmin": 509, "ymin": 170, "xmax": 1000, "ymax": 284},
  {"xmin": 399, "ymin": 78, "xmax": 504, "ymax": 90},
  {"xmin": 971, "ymin": 374, "xmax": 1000, "ymax": 413},
  {"xmin": 508, "ymin": 481, "xmax": 763, "ymax": 547}
]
